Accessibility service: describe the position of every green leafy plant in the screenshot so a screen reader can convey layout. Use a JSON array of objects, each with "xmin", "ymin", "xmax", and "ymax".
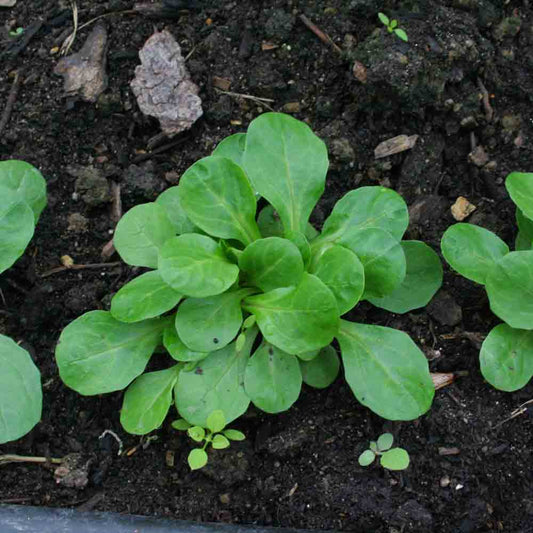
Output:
[
  {"xmin": 358, "ymin": 432, "xmax": 410, "ymax": 470},
  {"xmin": 172, "ymin": 409, "xmax": 245, "ymax": 470},
  {"xmin": 441, "ymin": 172, "xmax": 533, "ymax": 392},
  {"xmin": 0, "ymin": 160, "xmax": 47, "ymax": 444},
  {"xmin": 55, "ymin": 113, "xmax": 441, "ymax": 447},
  {"xmin": 378, "ymin": 12, "xmax": 408, "ymax": 42}
]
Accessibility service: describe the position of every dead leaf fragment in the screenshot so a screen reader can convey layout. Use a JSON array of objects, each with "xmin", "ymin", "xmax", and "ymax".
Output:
[
  {"xmin": 352, "ymin": 60, "xmax": 367, "ymax": 83},
  {"xmin": 262, "ymin": 41, "xmax": 279, "ymax": 51},
  {"xmin": 451, "ymin": 196, "xmax": 476, "ymax": 221},
  {"xmin": 431, "ymin": 372, "xmax": 455, "ymax": 390},
  {"xmin": 374, "ymin": 134, "xmax": 419, "ymax": 159},
  {"xmin": 212, "ymin": 76, "xmax": 231, "ymax": 91}
]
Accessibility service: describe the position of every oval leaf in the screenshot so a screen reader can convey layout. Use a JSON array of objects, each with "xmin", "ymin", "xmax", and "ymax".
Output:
[
  {"xmin": 380, "ymin": 448, "xmax": 409, "ymax": 470},
  {"xmin": 212, "ymin": 434, "xmax": 230, "ymax": 449},
  {"xmin": 155, "ymin": 187, "xmax": 198, "ymax": 235},
  {"xmin": 212, "ymin": 133, "xmax": 247, "ymax": 168},
  {"xmin": 480, "ymin": 323, "xmax": 533, "ymax": 391},
  {"xmin": 299, "ymin": 345, "xmax": 340, "ymax": 389},
  {"xmin": 337, "ymin": 320, "xmax": 434, "ymax": 420},
  {"xmin": 368, "ymin": 241, "xmax": 443, "ymax": 313},
  {"xmin": 243, "ymin": 113, "xmax": 328, "ymax": 235},
  {"xmin": 506, "ymin": 172, "xmax": 533, "ymax": 220},
  {"xmin": 224, "ymin": 429, "xmax": 245, "ymax": 441},
  {"xmin": 188, "ymin": 426, "xmax": 205, "ymax": 442},
  {"xmin": 377, "ymin": 433, "xmax": 394, "ymax": 451},
  {"xmin": 206, "ymin": 410, "xmax": 226, "ymax": 433},
  {"xmin": 120, "ymin": 366, "xmax": 180, "ymax": 435},
  {"xmin": 159, "ymin": 234, "xmax": 239, "ymax": 297},
  {"xmin": 244, "ymin": 343, "xmax": 302, "ymax": 413},
  {"xmin": 188, "ymin": 448, "xmax": 208, "ymax": 470},
  {"xmin": 243, "ymin": 273, "xmax": 340, "ymax": 355},
  {"xmin": 56, "ymin": 311, "xmax": 167, "ymax": 395},
  {"xmin": 441, "ymin": 223, "xmax": 509, "ymax": 285},
  {"xmin": 358, "ymin": 449, "xmax": 375, "ymax": 467},
  {"xmin": 172, "ymin": 419, "xmax": 192, "ymax": 431},
  {"xmin": 163, "ymin": 322, "xmax": 209, "ymax": 362},
  {"xmin": 114, "ymin": 203, "xmax": 175, "ymax": 268},
  {"xmin": 0, "ymin": 335, "xmax": 42, "ymax": 444}
]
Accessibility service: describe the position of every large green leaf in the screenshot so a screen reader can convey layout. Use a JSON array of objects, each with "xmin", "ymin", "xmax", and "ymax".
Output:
[
  {"xmin": 239, "ymin": 237, "xmax": 304, "ymax": 292},
  {"xmin": 0, "ymin": 335, "xmax": 42, "ymax": 444},
  {"xmin": 309, "ymin": 244, "xmax": 365, "ymax": 314},
  {"xmin": 244, "ymin": 342, "xmax": 302, "ymax": 413},
  {"xmin": 0, "ymin": 160, "xmax": 47, "ymax": 222},
  {"xmin": 441, "ymin": 223, "xmax": 509, "ymax": 285},
  {"xmin": 480, "ymin": 324, "xmax": 533, "ymax": 391},
  {"xmin": 0, "ymin": 186, "xmax": 35, "ymax": 275},
  {"xmin": 243, "ymin": 273, "xmax": 340, "ymax": 354},
  {"xmin": 55, "ymin": 311, "xmax": 168, "ymax": 395},
  {"xmin": 299, "ymin": 345, "xmax": 340, "ymax": 389},
  {"xmin": 155, "ymin": 186, "xmax": 198, "ymax": 234},
  {"xmin": 243, "ymin": 113, "xmax": 328, "ymax": 234},
  {"xmin": 163, "ymin": 321, "xmax": 208, "ymax": 362},
  {"xmin": 174, "ymin": 327, "xmax": 258, "ymax": 426},
  {"xmin": 158, "ymin": 234, "xmax": 239, "ymax": 297},
  {"xmin": 369, "ymin": 241, "xmax": 443, "ymax": 313},
  {"xmin": 212, "ymin": 133, "xmax": 246, "ymax": 168},
  {"xmin": 506, "ymin": 172, "xmax": 533, "ymax": 220},
  {"xmin": 179, "ymin": 156, "xmax": 260, "ymax": 245},
  {"xmin": 318, "ymin": 186, "xmax": 409, "ymax": 245},
  {"xmin": 516, "ymin": 209, "xmax": 533, "ymax": 250},
  {"xmin": 337, "ymin": 321, "xmax": 434, "ymax": 420},
  {"xmin": 175, "ymin": 288, "xmax": 254, "ymax": 352},
  {"xmin": 516, "ymin": 231, "xmax": 533, "ymax": 251},
  {"xmin": 114, "ymin": 203, "xmax": 175, "ymax": 268},
  {"xmin": 110, "ymin": 271, "xmax": 182, "ymax": 323},
  {"xmin": 120, "ymin": 365, "xmax": 181, "ymax": 435},
  {"xmin": 486, "ymin": 251, "xmax": 533, "ymax": 329}
]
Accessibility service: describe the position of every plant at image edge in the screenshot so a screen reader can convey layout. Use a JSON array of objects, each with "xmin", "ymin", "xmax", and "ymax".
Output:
[
  {"xmin": 0, "ymin": 160, "xmax": 47, "ymax": 444},
  {"xmin": 55, "ymin": 113, "xmax": 441, "ymax": 451},
  {"xmin": 441, "ymin": 172, "xmax": 533, "ymax": 392},
  {"xmin": 358, "ymin": 432, "xmax": 410, "ymax": 471}
]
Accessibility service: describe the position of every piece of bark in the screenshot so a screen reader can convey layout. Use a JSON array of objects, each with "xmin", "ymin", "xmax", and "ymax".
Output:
[
  {"xmin": 54, "ymin": 23, "xmax": 108, "ymax": 103},
  {"xmin": 130, "ymin": 30, "xmax": 203, "ymax": 137},
  {"xmin": 374, "ymin": 134, "xmax": 419, "ymax": 159}
]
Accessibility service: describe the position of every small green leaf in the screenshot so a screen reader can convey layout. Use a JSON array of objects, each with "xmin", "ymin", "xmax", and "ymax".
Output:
[
  {"xmin": 441, "ymin": 223, "xmax": 509, "ymax": 285},
  {"xmin": 206, "ymin": 410, "xmax": 226, "ymax": 433},
  {"xmin": 158, "ymin": 234, "xmax": 239, "ymax": 297},
  {"xmin": 299, "ymin": 345, "xmax": 340, "ymax": 389},
  {"xmin": 172, "ymin": 419, "xmax": 192, "ymax": 431},
  {"xmin": 188, "ymin": 448, "xmax": 208, "ymax": 470},
  {"xmin": 163, "ymin": 322, "xmax": 209, "ymax": 362},
  {"xmin": 212, "ymin": 133, "xmax": 247, "ymax": 168},
  {"xmin": 188, "ymin": 426, "xmax": 206, "ymax": 442},
  {"xmin": 256, "ymin": 205, "xmax": 284, "ymax": 237},
  {"xmin": 114, "ymin": 203, "xmax": 175, "ymax": 268},
  {"xmin": 377, "ymin": 433, "xmax": 394, "ymax": 452},
  {"xmin": 155, "ymin": 186, "xmax": 198, "ymax": 234},
  {"xmin": 223, "ymin": 429, "xmax": 246, "ymax": 441},
  {"xmin": 358, "ymin": 449, "xmax": 376, "ymax": 467},
  {"xmin": 212, "ymin": 434, "xmax": 230, "ymax": 449},
  {"xmin": 378, "ymin": 12, "xmax": 390, "ymax": 26},
  {"xmin": 295, "ymin": 349, "xmax": 320, "ymax": 362},
  {"xmin": 369, "ymin": 441, "xmax": 378, "ymax": 453},
  {"xmin": 242, "ymin": 315, "xmax": 256, "ymax": 329},
  {"xmin": 506, "ymin": 172, "xmax": 533, "ymax": 221},
  {"xmin": 390, "ymin": 19, "xmax": 398, "ymax": 29},
  {"xmin": 235, "ymin": 333, "xmax": 246, "ymax": 352},
  {"xmin": 394, "ymin": 29, "xmax": 408, "ymax": 42},
  {"xmin": 380, "ymin": 448, "xmax": 410, "ymax": 470}
]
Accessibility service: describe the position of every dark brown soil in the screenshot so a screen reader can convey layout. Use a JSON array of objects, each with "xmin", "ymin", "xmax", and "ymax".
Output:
[{"xmin": 1, "ymin": 1, "xmax": 533, "ymax": 532}]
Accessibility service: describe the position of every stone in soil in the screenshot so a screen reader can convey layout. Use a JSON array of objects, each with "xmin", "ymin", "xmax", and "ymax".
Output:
[{"xmin": 427, "ymin": 291, "xmax": 463, "ymax": 327}]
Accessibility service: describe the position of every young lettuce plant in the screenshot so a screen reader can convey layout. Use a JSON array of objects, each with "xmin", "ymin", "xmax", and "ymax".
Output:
[
  {"xmin": 441, "ymin": 172, "xmax": 533, "ymax": 392},
  {"xmin": 358, "ymin": 432, "xmax": 410, "ymax": 471},
  {"xmin": 55, "ymin": 113, "xmax": 441, "ymax": 444},
  {"xmin": 0, "ymin": 160, "xmax": 47, "ymax": 444}
]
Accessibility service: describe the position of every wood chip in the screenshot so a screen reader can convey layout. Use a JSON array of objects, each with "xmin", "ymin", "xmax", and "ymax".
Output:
[
  {"xmin": 431, "ymin": 372, "xmax": 455, "ymax": 390},
  {"xmin": 261, "ymin": 41, "xmax": 279, "ymax": 51},
  {"xmin": 438, "ymin": 447, "xmax": 460, "ymax": 456},
  {"xmin": 352, "ymin": 60, "xmax": 367, "ymax": 83},
  {"xmin": 165, "ymin": 450, "xmax": 175, "ymax": 467},
  {"xmin": 451, "ymin": 196, "xmax": 476, "ymax": 221},
  {"xmin": 212, "ymin": 76, "xmax": 231, "ymax": 91},
  {"xmin": 374, "ymin": 134, "xmax": 419, "ymax": 159}
]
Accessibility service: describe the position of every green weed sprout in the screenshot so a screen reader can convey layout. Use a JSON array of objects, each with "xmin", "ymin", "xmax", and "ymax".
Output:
[
  {"xmin": 172, "ymin": 410, "xmax": 245, "ymax": 470},
  {"xmin": 358, "ymin": 433, "xmax": 410, "ymax": 471},
  {"xmin": 378, "ymin": 12, "xmax": 408, "ymax": 42}
]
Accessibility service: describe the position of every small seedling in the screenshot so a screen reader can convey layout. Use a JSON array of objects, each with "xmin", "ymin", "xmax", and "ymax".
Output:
[
  {"xmin": 358, "ymin": 433, "xmax": 410, "ymax": 471},
  {"xmin": 172, "ymin": 410, "xmax": 245, "ymax": 470},
  {"xmin": 9, "ymin": 27, "xmax": 24, "ymax": 37},
  {"xmin": 378, "ymin": 12, "xmax": 408, "ymax": 42}
]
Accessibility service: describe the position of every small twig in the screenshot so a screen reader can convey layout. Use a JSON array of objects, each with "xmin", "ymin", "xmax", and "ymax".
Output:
[
  {"xmin": 40, "ymin": 261, "xmax": 122, "ymax": 278},
  {"xmin": 477, "ymin": 78, "xmax": 494, "ymax": 122},
  {"xmin": 214, "ymin": 88, "xmax": 275, "ymax": 111},
  {"xmin": 110, "ymin": 182, "xmax": 122, "ymax": 224},
  {"xmin": 299, "ymin": 14, "xmax": 342, "ymax": 54},
  {"xmin": 0, "ymin": 70, "xmax": 22, "ymax": 137},
  {"xmin": 60, "ymin": 0, "xmax": 78, "ymax": 56},
  {"xmin": 184, "ymin": 45, "xmax": 197, "ymax": 62},
  {"xmin": 0, "ymin": 454, "xmax": 63, "ymax": 466},
  {"xmin": 493, "ymin": 399, "xmax": 533, "ymax": 429},
  {"xmin": 133, "ymin": 136, "xmax": 189, "ymax": 163}
]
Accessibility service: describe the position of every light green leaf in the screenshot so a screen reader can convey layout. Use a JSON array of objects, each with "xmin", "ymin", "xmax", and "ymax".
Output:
[
  {"xmin": 235, "ymin": 333, "xmax": 246, "ymax": 352},
  {"xmin": 206, "ymin": 409, "xmax": 226, "ymax": 433},
  {"xmin": 176, "ymin": 289, "xmax": 253, "ymax": 352},
  {"xmin": 163, "ymin": 322, "xmax": 209, "ymax": 362},
  {"xmin": 212, "ymin": 133, "xmax": 247, "ymax": 168},
  {"xmin": 174, "ymin": 327, "xmax": 258, "ymax": 426},
  {"xmin": 506, "ymin": 172, "xmax": 533, "ymax": 220},
  {"xmin": 172, "ymin": 419, "xmax": 192, "ymax": 431},
  {"xmin": 120, "ymin": 365, "xmax": 180, "ymax": 435},
  {"xmin": 188, "ymin": 426, "xmax": 205, "ymax": 442},
  {"xmin": 243, "ymin": 273, "xmax": 340, "ymax": 355},
  {"xmin": 390, "ymin": 19, "xmax": 398, "ymax": 29},
  {"xmin": 155, "ymin": 186, "xmax": 198, "ymax": 234},
  {"xmin": 368, "ymin": 241, "xmax": 442, "ymax": 313},
  {"xmin": 441, "ymin": 223, "xmax": 509, "ymax": 284},
  {"xmin": 0, "ymin": 160, "xmax": 47, "ymax": 222},
  {"xmin": 299, "ymin": 345, "xmax": 340, "ymax": 389},
  {"xmin": 369, "ymin": 441, "xmax": 378, "ymax": 453},
  {"xmin": 239, "ymin": 237, "xmax": 304, "ymax": 292},
  {"xmin": 310, "ymin": 244, "xmax": 365, "ymax": 314},
  {"xmin": 337, "ymin": 320, "xmax": 434, "ymax": 420},
  {"xmin": 380, "ymin": 448, "xmax": 410, "ymax": 470},
  {"xmin": 212, "ymin": 434, "xmax": 230, "ymax": 449},
  {"xmin": 224, "ymin": 429, "xmax": 246, "ymax": 441},
  {"xmin": 486, "ymin": 251, "xmax": 533, "ymax": 329},
  {"xmin": 394, "ymin": 29, "xmax": 408, "ymax": 42},
  {"xmin": 285, "ymin": 231, "xmax": 311, "ymax": 267},
  {"xmin": 56, "ymin": 311, "xmax": 167, "ymax": 395},
  {"xmin": 244, "ymin": 342, "xmax": 302, "ymax": 413},
  {"xmin": 114, "ymin": 203, "xmax": 175, "ymax": 268},
  {"xmin": 188, "ymin": 448, "xmax": 208, "ymax": 470},
  {"xmin": 242, "ymin": 315, "xmax": 256, "ymax": 329},
  {"xmin": 110, "ymin": 271, "xmax": 182, "ymax": 323},
  {"xmin": 158, "ymin": 234, "xmax": 239, "ymax": 297},
  {"xmin": 243, "ymin": 112, "xmax": 328, "ymax": 235},
  {"xmin": 0, "ymin": 335, "xmax": 42, "ymax": 444},
  {"xmin": 377, "ymin": 433, "xmax": 394, "ymax": 452},
  {"xmin": 480, "ymin": 323, "xmax": 533, "ymax": 391},
  {"xmin": 179, "ymin": 156, "xmax": 260, "ymax": 245},
  {"xmin": 358, "ymin": 449, "xmax": 375, "ymax": 467},
  {"xmin": 378, "ymin": 12, "xmax": 390, "ymax": 26}
]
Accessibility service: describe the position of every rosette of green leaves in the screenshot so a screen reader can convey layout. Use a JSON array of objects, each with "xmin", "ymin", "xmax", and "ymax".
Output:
[
  {"xmin": 56, "ymin": 113, "xmax": 439, "ymax": 437},
  {"xmin": 441, "ymin": 172, "xmax": 533, "ymax": 392}
]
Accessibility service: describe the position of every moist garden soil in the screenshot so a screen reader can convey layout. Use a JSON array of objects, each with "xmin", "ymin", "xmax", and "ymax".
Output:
[{"xmin": 1, "ymin": 0, "xmax": 533, "ymax": 531}]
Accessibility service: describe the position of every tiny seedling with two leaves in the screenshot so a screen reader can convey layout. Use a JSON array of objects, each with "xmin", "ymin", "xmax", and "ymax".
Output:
[
  {"xmin": 172, "ymin": 410, "xmax": 245, "ymax": 470},
  {"xmin": 378, "ymin": 12, "xmax": 408, "ymax": 43},
  {"xmin": 358, "ymin": 433, "xmax": 410, "ymax": 471}
]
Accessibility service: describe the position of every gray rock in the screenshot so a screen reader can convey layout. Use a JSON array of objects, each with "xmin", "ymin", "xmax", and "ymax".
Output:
[
  {"xmin": 69, "ymin": 165, "xmax": 111, "ymax": 206},
  {"xmin": 123, "ymin": 161, "xmax": 164, "ymax": 200}
]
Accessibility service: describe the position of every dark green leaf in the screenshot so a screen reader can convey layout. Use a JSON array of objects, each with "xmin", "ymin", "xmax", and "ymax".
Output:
[
  {"xmin": 299, "ymin": 345, "xmax": 340, "ymax": 389},
  {"xmin": 506, "ymin": 172, "xmax": 533, "ymax": 220},
  {"xmin": 257, "ymin": 205, "xmax": 318, "ymax": 241},
  {"xmin": 516, "ymin": 209, "xmax": 533, "ymax": 250}
]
